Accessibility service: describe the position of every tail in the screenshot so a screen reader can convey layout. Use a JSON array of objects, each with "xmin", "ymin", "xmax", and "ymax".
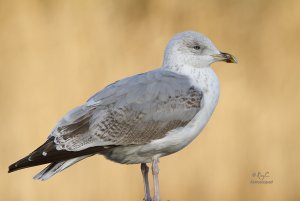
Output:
[
  {"xmin": 8, "ymin": 137, "xmax": 116, "ymax": 177},
  {"xmin": 33, "ymin": 155, "xmax": 91, "ymax": 180}
]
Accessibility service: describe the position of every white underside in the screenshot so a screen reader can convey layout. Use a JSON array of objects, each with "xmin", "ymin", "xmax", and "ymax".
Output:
[{"xmin": 104, "ymin": 65, "xmax": 220, "ymax": 164}]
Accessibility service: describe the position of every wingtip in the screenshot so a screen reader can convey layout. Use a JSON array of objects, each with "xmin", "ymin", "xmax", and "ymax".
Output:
[
  {"xmin": 8, "ymin": 163, "xmax": 17, "ymax": 173},
  {"xmin": 8, "ymin": 156, "xmax": 32, "ymax": 173}
]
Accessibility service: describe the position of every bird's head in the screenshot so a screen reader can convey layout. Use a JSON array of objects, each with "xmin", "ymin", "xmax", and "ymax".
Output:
[{"xmin": 163, "ymin": 31, "xmax": 237, "ymax": 68}]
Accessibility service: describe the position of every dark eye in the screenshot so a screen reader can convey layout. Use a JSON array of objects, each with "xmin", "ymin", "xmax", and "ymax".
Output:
[{"xmin": 193, "ymin": 45, "xmax": 201, "ymax": 50}]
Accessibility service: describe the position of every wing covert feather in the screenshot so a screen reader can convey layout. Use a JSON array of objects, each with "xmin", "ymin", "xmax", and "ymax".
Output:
[{"xmin": 51, "ymin": 70, "xmax": 203, "ymax": 151}]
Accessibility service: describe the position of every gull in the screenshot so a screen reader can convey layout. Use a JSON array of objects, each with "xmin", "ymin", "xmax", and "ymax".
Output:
[{"xmin": 8, "ymin": 31, "xmax": 237, "ymax": 201}]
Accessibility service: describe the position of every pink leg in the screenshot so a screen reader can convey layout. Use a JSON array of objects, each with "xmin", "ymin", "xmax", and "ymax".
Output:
[
  {"xmin": 141, "ymin": 163, "xmax": 152, "ymax": 201},
  {"xmin": 152, "ymin": 157, "xmax": 161, "ymax": 201}
]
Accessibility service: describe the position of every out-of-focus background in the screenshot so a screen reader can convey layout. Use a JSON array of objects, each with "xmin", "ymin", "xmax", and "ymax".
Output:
[{"xmin": 1, "ymin": 0, "xmax": 299, "ymax": 201}]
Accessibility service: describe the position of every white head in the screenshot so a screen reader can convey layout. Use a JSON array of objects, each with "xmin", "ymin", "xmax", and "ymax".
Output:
[{"xmin": 162, "ymin": 31, "xmax": 237, "ymax": 68}]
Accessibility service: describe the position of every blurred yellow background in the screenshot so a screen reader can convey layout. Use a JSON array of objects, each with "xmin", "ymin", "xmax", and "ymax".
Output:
[{"xmin": 1, "ymin": 0, "xmax": 299, "ymax": 201}]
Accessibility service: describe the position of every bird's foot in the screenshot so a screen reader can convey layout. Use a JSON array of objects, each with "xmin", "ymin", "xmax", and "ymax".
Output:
[
  {"xmin": 143, "ymin": 195, "xmax": 153, "ymax": 201},
  {"xmin": 152, "ymin": 195, "xmax": 160, "ymax": 201}
]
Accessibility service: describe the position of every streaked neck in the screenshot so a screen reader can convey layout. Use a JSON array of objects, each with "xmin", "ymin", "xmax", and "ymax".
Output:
[{"xmin": 162, "ymin": 64, "xmax": 210, "ymax": 81}]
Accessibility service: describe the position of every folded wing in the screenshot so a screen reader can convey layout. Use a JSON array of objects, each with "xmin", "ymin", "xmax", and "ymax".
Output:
[{"xmin": 54, "ymin": 69, "xmax": 204, "ymax": 151}]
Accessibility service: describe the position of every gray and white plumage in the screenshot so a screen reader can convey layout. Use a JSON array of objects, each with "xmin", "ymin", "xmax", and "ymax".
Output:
[
  {"xmin": 8, "ymin": 31, "xmax": 237, "ymax": 184},
  {"xmin": 54, "ymin": 70, "xmax": 203, "ymax": 150}
]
